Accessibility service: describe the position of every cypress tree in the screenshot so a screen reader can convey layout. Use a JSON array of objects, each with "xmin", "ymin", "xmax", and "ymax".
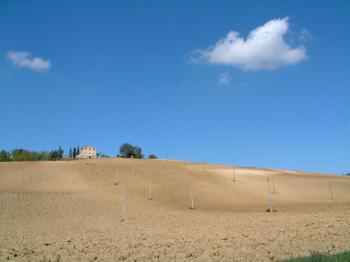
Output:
[{"xmin": 58, "ymin": 146, "xmax": 63, "ymax": 159}]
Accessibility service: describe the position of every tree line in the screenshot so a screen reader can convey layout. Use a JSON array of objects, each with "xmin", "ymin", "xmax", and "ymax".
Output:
[
  {"xmin": 0, "ymin": 147, "xmax": 64, "ymax": 162},
  {"xmin": 0, "ymin": 143, "xmax": 158, "ymax": 162}
]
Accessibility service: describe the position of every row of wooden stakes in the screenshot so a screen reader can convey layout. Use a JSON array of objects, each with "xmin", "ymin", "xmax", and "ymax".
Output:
[{"xmin": 114, "ymin": 167, "xmax": 334, "ymax": 221}]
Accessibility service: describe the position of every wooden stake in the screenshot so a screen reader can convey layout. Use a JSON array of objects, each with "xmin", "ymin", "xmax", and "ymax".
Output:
[
  {"xmin": 148, "ymin": 183, "xmax": 153, "ymax": 200},
  {"xmin": 115, "ymin": 168, "xmax": 118, "ymax": 185},
  {"xmin": 120, "ymin": 184, "xmax": 126, "ymax": 221},
  {"xmin": 268, "ymin": 189, "xmax": 273, "ymax": 212},
  {"xmin": 267, "ymin": 177, "xmax": 273, "ymax": 212},
  {"xmin": 232, "ymin": 167, "xmax": 236, "ymax": 182},
  {"xmin": 190, "ymin": 187, "xmax": 195, "ymax": 209},
  {"xmin": 330, "ymin": 180, "xmax": 333, "ymax": 201}
]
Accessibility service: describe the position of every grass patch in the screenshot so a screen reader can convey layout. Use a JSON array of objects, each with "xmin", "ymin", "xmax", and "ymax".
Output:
[{"xmin": 280, "ymin": 251, "xmax": 350, "ymax": 262}]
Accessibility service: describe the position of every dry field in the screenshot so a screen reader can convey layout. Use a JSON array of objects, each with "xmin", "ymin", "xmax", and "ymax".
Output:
[{"xmin": 0, "ymin": 159, "xmax": 350, "ymax": 261}]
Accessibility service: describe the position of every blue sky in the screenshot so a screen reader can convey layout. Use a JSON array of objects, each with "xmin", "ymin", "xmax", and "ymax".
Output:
[{"xmin": 0, "ymin": 0, "xmax": 349, "ymax": 174}]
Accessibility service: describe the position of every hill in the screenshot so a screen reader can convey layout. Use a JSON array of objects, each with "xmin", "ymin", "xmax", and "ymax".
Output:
[{"xmin": 0, "ymin": 159, "xmax": 349, "ymax": 261}]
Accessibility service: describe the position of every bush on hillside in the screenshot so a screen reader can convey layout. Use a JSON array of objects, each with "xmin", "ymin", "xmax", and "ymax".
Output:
[
  {"xmin": 148, "ymin": 154, "xmax": 157, "ymax": 159},
  {"xmin": 97, "ymin": 153, "xmax": 110, "ymax": 158}
]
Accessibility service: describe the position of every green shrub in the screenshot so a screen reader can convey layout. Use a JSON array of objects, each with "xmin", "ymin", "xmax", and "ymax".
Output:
[{"xmin": 280, "ymin": 251, "xmax": 350, "ymax": 262}]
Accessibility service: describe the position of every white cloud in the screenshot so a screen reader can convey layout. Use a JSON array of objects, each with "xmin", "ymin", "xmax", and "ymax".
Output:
[
  {"xmin": 191, "ymin": 17, "xmax": 307, "ymax": 70},
  {"xmin": 218, "ymin": 72, "xmax": 230, "ymax": 86},
  {"xmin": 7, "ymin": 51, "xmax": 51, "ymax": 72}
]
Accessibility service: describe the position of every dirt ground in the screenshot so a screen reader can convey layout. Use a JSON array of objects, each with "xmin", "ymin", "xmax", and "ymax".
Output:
[{"xmin": 0, "ymin": 159, "xmax": 349, "ymax": 261}]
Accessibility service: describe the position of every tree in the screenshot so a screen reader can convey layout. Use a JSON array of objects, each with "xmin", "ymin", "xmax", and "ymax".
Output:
[
  {"xmin": 58, "ymin": 146, "xmax": 63, "ymax": 159},
  {"xmin": 48, "ymin": 147, "xmax": 64, "ymax": 161},
  {"xmin": 77, "ymin": 146, "xmax": 80, "ymax": 156},
  {"xmin": 12, "ymin": 149, "xmax": 35, "ymax": 161},
  {"xmin": 133, "ymin": 146, "xmax": 143, "ymax": 159},
  {"xmin": 69, "ymin": 148, "xmax": 72, "ymax": 158},
  {"xmin": 0, "ymin": 150, "xmax": 12, "ymax": 162},
  {"xmin": 11, "ymin": 149, "xmax": 48, "ymax": 161},
  {"xmin": 119, "ymin": 143, "xmax": 134, "ymax": 158},
  {"xmin": 48, "ymin": 150, "xmax": 59, "ymax": 160},
  {"xmin": 119, "ymin": 143, "xmax": 143, "ymax": 159},
  {"xmin": 148, "ymin": 154, "xmax": 157, "ymax": 159},
  {"xmin": 73, "ymin": 147, "xmax": 77, "ymax": 158}
]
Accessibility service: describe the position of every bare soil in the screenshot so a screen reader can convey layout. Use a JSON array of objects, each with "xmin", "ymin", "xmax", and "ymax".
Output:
[{"xmin": 0, "ymin": 159, "xmax": 349, "ymax": 261}]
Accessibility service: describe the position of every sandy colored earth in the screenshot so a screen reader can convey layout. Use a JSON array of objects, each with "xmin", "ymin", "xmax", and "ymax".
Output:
[{"xmin": 0, "ymin": 159, "xmax": 350, "ymax": 261}]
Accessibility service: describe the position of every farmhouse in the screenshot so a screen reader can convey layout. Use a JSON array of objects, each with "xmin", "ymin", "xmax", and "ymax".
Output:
[{"xmin": 77, "ymin": 145, "xmax": 97, "ymax": 159}]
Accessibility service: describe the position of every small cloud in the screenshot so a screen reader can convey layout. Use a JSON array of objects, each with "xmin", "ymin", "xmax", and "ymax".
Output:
[
  {"xmin": 218, "ymin": 72, "xmax": 231, "ymax": 86},
  {"xmin": 189, "ymin": 17, "xmax": 307, "ymax": 70},
  {"xmin": 7, "ymin": 51, "xmax": 51, "ymax": 72},
  {"xmin": 299, "ymin": 28, "xmax": 313, "ymax": 43}
]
